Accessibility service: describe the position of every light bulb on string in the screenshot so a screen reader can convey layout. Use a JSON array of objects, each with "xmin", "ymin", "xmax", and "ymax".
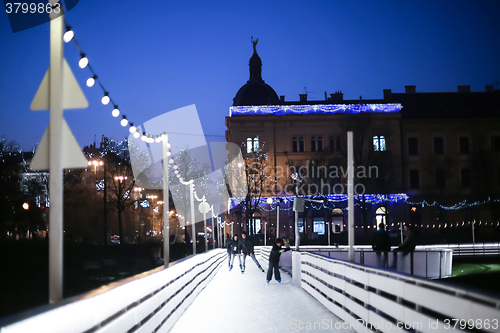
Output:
[
  {"xmin": 147, "ymin": 137, "xmax": 154, "ymax": 144},
  {"xmin": 169, "ymin": 159, "xmax": 174, "ymax": 164},
  {"xmin": 101, "ymin": 92, "xmax": 110, "ymax": 105},
  {"xmin": 141, "ymin": 132, "xmax": 147, "ymax": 141},
  {"xmin": 78, "ymin": 53, "xmax": 88, "ymax": 69},
  {"xmin": 112, "ymin": 106, "xmax": 120, "ymax": 117},
  {"xmin": 129, "ymin": 123, "xmax": 136, "ymax": 133},
  {"xmin": 133, "ymin": 131, "xmax": 140, "ymax": 138},
  {"xmin": 63, "ymin": 26, "xmax": 74, "ymax": 43},
  {"xmin": 86, "ymin": 75, "xmax": 97, "ymax": 87},
  {"xmin": 120, "ymin": 116, "xmax": 128, "ymax": 127},
  {"xmin": 155, "ymin": 136, "xmax": 162, "ymax": 143}
]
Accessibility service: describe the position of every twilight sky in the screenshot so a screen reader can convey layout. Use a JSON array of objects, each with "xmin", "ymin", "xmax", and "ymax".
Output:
[{"xmin": 1, "ymin": 0, "xmax": 499, "ymax": 151}]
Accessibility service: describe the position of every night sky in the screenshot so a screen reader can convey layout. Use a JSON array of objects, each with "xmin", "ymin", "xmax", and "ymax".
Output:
[{"xmin": 1, "ymin": 0, "xmax": 499, "ymax": 151}]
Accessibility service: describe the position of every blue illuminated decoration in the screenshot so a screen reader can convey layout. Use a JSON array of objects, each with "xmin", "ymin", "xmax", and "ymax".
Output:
[
  {"xmin": 229, "ymin": 103, "xmax": 403, "ymax": 116},
  {"xmin": 140, "ymin": 200, "xmax": 150, "ymax": 208},
  {"xmin": 96, "ymin": 180, "xmax": 104, "ymax": 191},
  {"xmin": 230, "ymin": 193, "xmax": 409, "ymax": 211}
]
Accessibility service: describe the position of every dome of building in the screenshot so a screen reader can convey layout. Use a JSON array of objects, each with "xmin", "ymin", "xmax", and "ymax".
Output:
[{"xmin": 233, "ymin": 39, "xmax": 280, "ymax": 106}]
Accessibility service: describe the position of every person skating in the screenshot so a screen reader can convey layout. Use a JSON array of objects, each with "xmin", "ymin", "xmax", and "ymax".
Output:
[
  {"xmin": 227, "ymin": 234, "xmax": 242, "ymax": 271},
  {"xmin": 239, "ymin": 231, "xmax": 264, "ymax": 273},
  {"xmin": 266, "ymin": 238, "xmax": 290, "ymax": 283}
]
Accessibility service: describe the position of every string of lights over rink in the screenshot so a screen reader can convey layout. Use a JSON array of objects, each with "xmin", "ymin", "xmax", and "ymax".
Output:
[
  {"xmin": 62, "ymin": 21, "xmax": 165, "ymax": 143},
  {"xmin": 60, "ymin": 22, "xmax": 500, "ymax": 216}
]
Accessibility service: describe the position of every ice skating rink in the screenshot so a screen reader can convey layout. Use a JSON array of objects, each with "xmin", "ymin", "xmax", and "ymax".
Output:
[{"xmin": 169, "ymin": 256, "xmax": 356, "ymax": 333}]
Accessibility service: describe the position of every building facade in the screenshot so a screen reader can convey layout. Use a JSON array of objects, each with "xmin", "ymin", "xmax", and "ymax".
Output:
[{"xmin": 225, "ymin": 45, "xmax": 500, "ymax": 245}]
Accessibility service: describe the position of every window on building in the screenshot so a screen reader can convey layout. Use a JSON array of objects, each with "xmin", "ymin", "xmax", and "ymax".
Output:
[
  {"xmin": 435, "ymin": 169, "xmax": 446, "ymax": 188},
  {"xmin": 373, "ymin": 135, "xmax": 387, "ymax": 151},
  {"xmin": 434, "ymin": 137, "xmax": 444, "ymax": 154},
  {"xmin": 311, "ymin": 136, "xmax": 316, "ymax": 152},
  {"xmin": 491, "ymin": 136, "xmax": 500, "ymax": 152},
  {"xmin": 246, "ymin": 138, "xmax": 252, "ymax": 153},
  {"xmin": 409, "ymin": 169, "xmax": 419, "ymax": 189},
  {"xmin": 246, "ymin": 137, "xmax": 259, "ymax": 153},
  {"xmin": 329, "ymin": 136, "xmax": 335, "ymax": 151},
  {"xmin": 408, "ymin": 137, "xmax": 418, "ymax": 155},
  {"xmin": 461, "ymin": 169, "xmax": 471, "ymax": 188},
  {"xmin": 253, "ymin": 137, "xmax": 259, "ymax": 152},
  {"xmin": 299, "ymin": 137, "xmax": 304, "ymax": 152},
  {"xmin": 459, "ymin": 137, "xmax": 469, "ymax": 154},
  {"xmin": 336, "ymin": 136, "xmax": 341, "ymax": 151},
  {"xmin": 292, "ymin": 137, "xmax": 297, "ymax": 152},
  {"xmin": 317, "ymin": 136, "xmax": 323, "ymax": 151},
  {"xmin": 313, "ymin": 218, "xmax": 325, "ymax": 235}
]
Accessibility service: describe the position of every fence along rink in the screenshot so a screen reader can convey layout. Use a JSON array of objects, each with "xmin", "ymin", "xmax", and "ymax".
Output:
[
  {"xmin": 0, "ymin": 249, "xmax": 226, "ymax": 333},
  {"xmin": 299, "ymin": 252, "xmax": 500, "ymax": 333}
]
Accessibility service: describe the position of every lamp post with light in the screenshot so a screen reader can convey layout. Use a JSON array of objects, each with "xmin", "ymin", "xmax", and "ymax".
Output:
[{"xmin": 88, "ymin": 159, "xmax": 107, "ymax": 245}]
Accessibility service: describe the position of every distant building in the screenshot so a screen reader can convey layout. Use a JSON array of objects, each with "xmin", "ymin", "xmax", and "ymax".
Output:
[{"xmin": 225, "ymin": 44, "xmax": 500, "ymax": 243}]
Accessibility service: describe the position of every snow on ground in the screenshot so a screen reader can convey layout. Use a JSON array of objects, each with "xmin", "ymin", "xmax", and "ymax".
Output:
[{"xmin": 169, "ymin": 255, "xmax": 357, "ymax": 333}]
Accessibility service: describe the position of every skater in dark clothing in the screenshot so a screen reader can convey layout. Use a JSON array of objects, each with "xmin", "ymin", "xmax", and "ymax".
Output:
[
  {"xmin": 227, "ymin": 234, "xmax": 242, "ymax": 271},
  {"xmin": 266, "ymin": 238, "xmax": 290, "ymax": 283},
  {"xmin": 372, "ymin": 222, "xmax": 391, "ymax": 268},
  {"xmin": 239, "ymin": 231, "xmax": 264, "ymax": 273}
]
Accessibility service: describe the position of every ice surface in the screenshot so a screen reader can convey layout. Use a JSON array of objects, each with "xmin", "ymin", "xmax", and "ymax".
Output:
[{"xmin": 169, "ymin": 255, "xmax": 357, "ymax": 333}]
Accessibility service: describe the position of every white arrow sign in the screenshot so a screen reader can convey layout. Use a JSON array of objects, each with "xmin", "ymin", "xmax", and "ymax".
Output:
[{"xmin": 29, "ymin": 57, "xmax": 88, "ymax": 170}]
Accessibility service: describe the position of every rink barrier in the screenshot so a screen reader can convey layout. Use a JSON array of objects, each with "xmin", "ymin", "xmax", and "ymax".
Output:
[
  {"xmin": 0, "ymin": 249, "xmax": 226, "ymax": 333},
  {"xmin": 299, "ymin": 251, "xmax": 500, "ymax": 333}
]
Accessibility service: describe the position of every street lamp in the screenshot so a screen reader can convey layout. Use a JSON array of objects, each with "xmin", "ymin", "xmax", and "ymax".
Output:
[
  {"xmin": 88, "ymin": 159, "xmax": 107, "ymax": 245},
  {"xmin": 88, "ymin": 159, "xmax": 103, "ymax": 174},
  {"xmin": 114, "ymin": 175, "xmax": 128, "ymax": 183}
]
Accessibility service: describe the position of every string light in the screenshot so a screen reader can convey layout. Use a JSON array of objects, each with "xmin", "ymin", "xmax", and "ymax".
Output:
[
  {"xmin": 63, "ymin": 26, "xmax": 74, "ymax": 43},
  {"xmin": 133, "ymin": 131, "xmax": 140, "ymax": 139},
  {"xmin": 129, "ymin": 123, "xmax": 136, "ymax": 133},
  {"xmin": 78, "ymin": 53, "xmax": 88, "ymax": 69},
  {"xmin": 120, "ymin": 116, "xmax": 128, "ymax": 127},
  {"xmin": 101, "ymin": 92, "xmax": 110, "ymax": 105},
  {"xmin": 111, "ymin": 106, "xmax": 120, "ymax": 117},
  {"xmin": 86, "ymin": 75, "xmax": 97, "ymax": 87}
]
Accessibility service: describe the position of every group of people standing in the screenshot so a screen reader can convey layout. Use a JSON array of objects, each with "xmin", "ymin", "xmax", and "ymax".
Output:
[{"xmin": 227, "ymin": 231, "xmax": 290, "ymax": 283}]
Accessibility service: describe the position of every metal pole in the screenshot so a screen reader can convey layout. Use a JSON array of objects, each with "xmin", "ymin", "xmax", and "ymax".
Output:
[
  {"xmin": 347, "ymin": 131, "xmax": 355, "ymax": 263},
  {"xmin": 276, "ymin": 203, "xmax": 280, "ymax": 239},
  {"xmin": 294, "ymin": 185, "xmax": 300, "ymax": 251},
  {"xmin": 328, "ymin": 220, "xmax": 331, "ymax": 246},
  {"xmin": 162, "ymin": 134, "xmax": 170, "ymax": 268},
  {"xmin": 49, "ymin": 14, "xmax": 64, "ymax": 304},
  {"xmin": 472, "ymin": 220, "xmax": 475, "ymax": 245},
  {"xmin": 190, "ymin": 180, "xmax": 196, "ymax": 255},
  {"xmin": 103, "ymin": 159, "xmax": 107, "ymax": 246},
  {"xmin": 203, "ymin": 196, "xmax": 208, "ymax": 252},
  {"xmin": 264, "ymin": 221, "xmax": 267, "ymax": 246},
  {"xmin": 211, "ymin": 205, "xmax": 215, "ymax": 249},
  {"xmin": 400, "ymin": 221, "xmax": 404, "ymax": 244}
]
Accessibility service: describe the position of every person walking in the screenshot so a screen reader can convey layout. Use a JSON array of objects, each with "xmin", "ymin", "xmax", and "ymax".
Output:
[
  {"xmin": 227, "ymin": 234, "xmax": 242, "ymax": 271},
  {"xmin": 239, "ymin": 231, "xmax": 264, "ymax": 273},
  {"xmin": 266, "ymin": 238, "xmax": 290, "ymax": 283}
]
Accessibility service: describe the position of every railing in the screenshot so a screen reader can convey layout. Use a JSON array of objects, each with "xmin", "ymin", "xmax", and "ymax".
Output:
[
  {"xmin": 0, "ymin": 249, "xmax": 226, "ymax": 333},
  {"xmin": 257, "ymin": 245, "xmax": 453, "ymax": 279},
  {"xmin": 297, "ymin": 251, "xmax": 500, "ymax": 333},
  {"xmin": 423, "ymin": 243, "xmax": 500, "ymax": 256}
]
